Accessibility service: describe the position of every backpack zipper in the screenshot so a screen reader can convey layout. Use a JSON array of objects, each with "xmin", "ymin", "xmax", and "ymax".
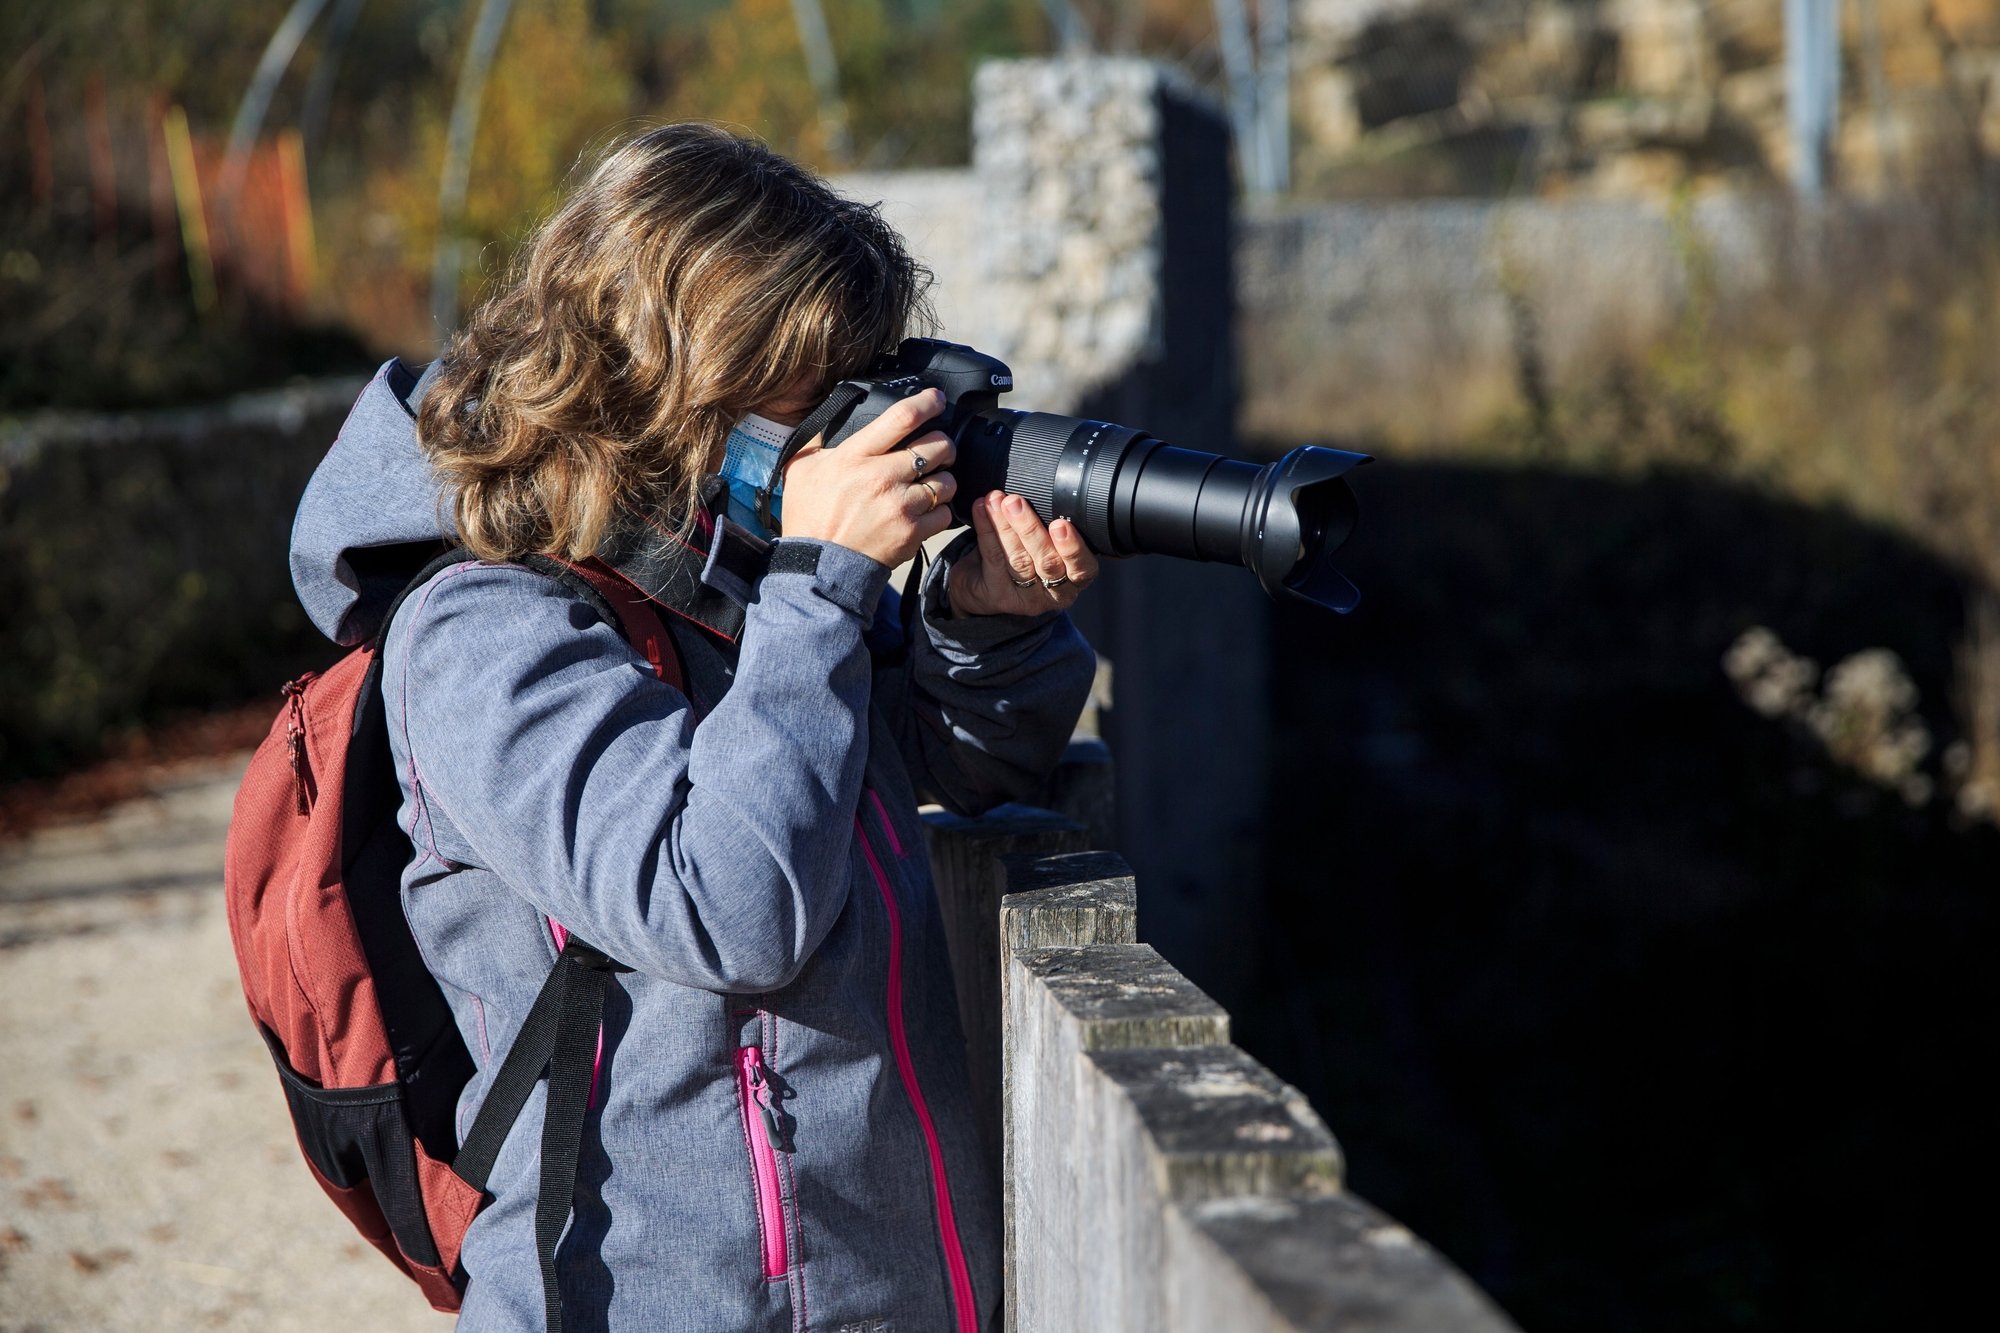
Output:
[
  {"xmin": 281, "ymin": 675, "xmax": 315, "ymax": 814},
  {"xmin": 856, "ymin": 798, "xmax": 978, "ymax": 1333},
  {"xmin": 736, "ymin": 1044, "xmax": 791, "ymax": 1279}
]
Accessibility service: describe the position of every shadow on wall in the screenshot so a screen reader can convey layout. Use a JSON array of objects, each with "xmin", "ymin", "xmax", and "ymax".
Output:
[{"xmin": 1244, "ymin": 459, "xmax": 1997, "ymax": 1333}]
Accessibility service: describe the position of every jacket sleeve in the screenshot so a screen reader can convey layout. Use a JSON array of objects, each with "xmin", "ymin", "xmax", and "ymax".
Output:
[
  {"xmin": 386, "ymin": 541, "xmax": 889, "ymax": 993},
  {"xmin": 872, "ymin": 531, "xmax": 1097, "ymax": 816}
]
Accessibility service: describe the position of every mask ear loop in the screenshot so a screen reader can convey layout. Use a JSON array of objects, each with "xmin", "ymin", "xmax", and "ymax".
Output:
[{"xmin": 757, "ymin": 383, "xmax": 871, "ymax": 535}]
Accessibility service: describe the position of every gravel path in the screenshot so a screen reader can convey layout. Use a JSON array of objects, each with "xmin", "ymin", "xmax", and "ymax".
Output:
[{"xmin": 0, "ymin": 756, "xmax": 451, "ymax": 1332}]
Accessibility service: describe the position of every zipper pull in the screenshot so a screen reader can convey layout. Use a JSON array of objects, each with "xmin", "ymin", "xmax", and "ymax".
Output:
[
  {"xmin": 747, "ymin": 1058, "xmax": 790, "ymax": 1150},
  {"xmin": 282, "ymin": 676, "xmax": 313, "ymax": 815}
]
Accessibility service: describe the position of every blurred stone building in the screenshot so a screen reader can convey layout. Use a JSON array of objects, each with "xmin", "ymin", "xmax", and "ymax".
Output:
[{"xmin": 1291, "ymin": 0, "xmax": 2000, "ymax": 196}]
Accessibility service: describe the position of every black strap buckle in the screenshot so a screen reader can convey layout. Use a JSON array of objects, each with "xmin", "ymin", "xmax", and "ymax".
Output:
[{"xmin": 557, "ymin": 935, "xmax": 633, "ymax": 974}]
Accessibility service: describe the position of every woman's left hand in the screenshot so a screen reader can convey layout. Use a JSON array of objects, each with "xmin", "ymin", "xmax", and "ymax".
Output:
[{"xmin": 947, "ymin": 491, "xmax": 1100, "ymax": 617}]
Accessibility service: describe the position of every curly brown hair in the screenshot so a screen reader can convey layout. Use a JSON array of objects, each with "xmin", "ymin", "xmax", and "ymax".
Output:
[{"xmin": 417, "ymin": 123, "xmax": 930, "ymax": 562}]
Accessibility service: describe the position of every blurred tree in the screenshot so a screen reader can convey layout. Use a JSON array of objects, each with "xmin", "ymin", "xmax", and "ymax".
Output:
[
  {"xmin": 659, "ymin": 0, "xmax": 1042, "ymax": 169},
  {"xmin": 362, "ymin": 0, "xmax": 639, "ymax": 322}
]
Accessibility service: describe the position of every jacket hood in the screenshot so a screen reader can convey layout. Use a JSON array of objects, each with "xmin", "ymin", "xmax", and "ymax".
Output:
[{"xmin": 290, "ymin": 358, "xmax": 452, "ymax": 646}]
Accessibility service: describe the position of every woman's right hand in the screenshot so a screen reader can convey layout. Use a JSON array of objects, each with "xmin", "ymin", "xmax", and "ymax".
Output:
[{"xmin": 778, "ymin": 387, "xmax": 959, "ymax": 569}]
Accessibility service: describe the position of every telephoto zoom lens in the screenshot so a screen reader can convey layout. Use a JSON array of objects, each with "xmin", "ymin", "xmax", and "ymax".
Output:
[
  {"xmin": 948, "ymin": 411, "xmax": 1370, "ymax": 613},
  {"xmin": 797, "ymin": 339, "xmax": 1370, "ymax": 612}
]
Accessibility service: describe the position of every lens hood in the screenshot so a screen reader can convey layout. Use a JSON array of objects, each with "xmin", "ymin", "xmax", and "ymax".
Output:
[{"xmin": 1245, "ymin": 446, "xmax": 1372, "ymax": 613}]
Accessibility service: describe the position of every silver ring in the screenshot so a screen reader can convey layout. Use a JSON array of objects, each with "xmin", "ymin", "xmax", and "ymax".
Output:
[
  {"xmin": 1010, "ymin": 573, "xmax": 1038, "ymax": 588},
  {"xmin": 1041, "ymin": 574, "xmax": 1071, "ymax": 590},
  {"xmin": 910, "ymin": 452, "xmax": 928, "ymax": 477},
  {"xmin": 920, "ymin": 479, "xmax": 941, "ymax": 512}
]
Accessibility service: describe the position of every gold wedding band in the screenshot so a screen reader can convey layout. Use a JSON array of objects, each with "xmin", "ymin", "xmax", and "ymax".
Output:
[{"xmin": 921, "ymin": 479, "xmax": 941, "ymax": 511}]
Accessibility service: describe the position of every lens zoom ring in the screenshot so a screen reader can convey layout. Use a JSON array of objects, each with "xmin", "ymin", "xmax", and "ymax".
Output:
[
  {"xmin": 1000, "ymin": 414, "xmax": 1073, "ymax": 518},
  {"xmin": 1078, "ymin": 430, "xmax": 1123, "ymax": 553},
  {"xmin": 1081, "ymin": 427, "xmax": 1156, "ymax": 554}
]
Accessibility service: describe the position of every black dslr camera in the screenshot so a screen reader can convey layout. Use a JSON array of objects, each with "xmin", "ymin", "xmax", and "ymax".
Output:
[{"xmin": 759, "ymin": 338, "xmax": 1370, "ymax": 612}]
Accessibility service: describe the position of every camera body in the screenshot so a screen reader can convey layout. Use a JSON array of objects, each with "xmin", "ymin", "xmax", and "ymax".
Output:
[
  {"xmin": 815, "ymin": 339, "xmax": 1018, "ymax": 515},
  {"xmin": 829, "ymin": 338, "xmax": 1018, "ymax": 439}
]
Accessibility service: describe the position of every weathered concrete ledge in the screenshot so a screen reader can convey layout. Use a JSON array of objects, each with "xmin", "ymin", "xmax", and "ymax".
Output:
[
  {"xmin": 924, "ymin": 743, "xmax": 1516, "ymax": 1331},
  {"xmin": 996, "ymin": 848, "xmax": 1516, "ymax": 1331}
]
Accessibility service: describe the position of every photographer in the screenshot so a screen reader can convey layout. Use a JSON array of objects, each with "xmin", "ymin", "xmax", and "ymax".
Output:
[{"xmin": 288, "ymin": 123, "xmax": 1095, "ymax": 1331}]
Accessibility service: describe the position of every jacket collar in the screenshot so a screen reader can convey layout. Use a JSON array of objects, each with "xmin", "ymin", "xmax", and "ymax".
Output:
[{"xmin": 595, "ymin": 480, "xmax": 773, "ymax": 644}]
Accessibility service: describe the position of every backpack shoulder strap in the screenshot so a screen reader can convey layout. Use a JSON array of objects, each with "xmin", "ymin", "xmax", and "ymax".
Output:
[
  {"xmin": 523, "ymin": 554, "xmax": 687, "ymax": 695},
  {"xmin": 378, "ymin": 547, "xmax": 682, "ymax": 694},
  {"xmin": 451, "ymin": 935, "xmax": 628, "ymax": 1333}
]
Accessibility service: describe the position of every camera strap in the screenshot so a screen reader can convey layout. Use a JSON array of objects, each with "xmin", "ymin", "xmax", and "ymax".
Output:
[
  {"xmin": 759, "ymin": 382, "xmax": 870, "ymax": 533},
  {"xmin": 895, "ymin": 545, "xmax": 927, "ymax": 666}
]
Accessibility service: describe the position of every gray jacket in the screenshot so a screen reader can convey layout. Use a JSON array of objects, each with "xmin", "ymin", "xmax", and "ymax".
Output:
[{"xmin": 289, "ymin": 360, "xmax": 1095, "ymax": 1332}]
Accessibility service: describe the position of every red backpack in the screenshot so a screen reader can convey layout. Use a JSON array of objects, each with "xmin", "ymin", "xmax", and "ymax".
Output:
[{"xmin": 223, "ymin": 546, "xmax": 681, "ymax": 1328}]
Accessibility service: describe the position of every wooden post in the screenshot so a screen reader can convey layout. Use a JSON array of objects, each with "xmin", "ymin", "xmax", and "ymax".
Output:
[
  {"xmin": 922, "ymin": 804, "xmax": 1086, "ymax": 1176},
  {"xmin": 1033, "ymin": 737, "xmax": 1115, "ymax": 851}
]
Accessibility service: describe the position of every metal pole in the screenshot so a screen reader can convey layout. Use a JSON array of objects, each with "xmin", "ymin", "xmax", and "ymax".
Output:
[
  {"xmin": 1255, "ymin": 0, "xmax": 1289, "ymax": 195},
  {"xmin": 222, "ymin": 0, "xmax": 335, "ymax": 208},
  {"xmin": 1041, "ymin": 0, "xmax": 1092, "ymax": 55},
  {"xmin": 1785, "ymin": 0, "xmax": 1842, "ymax": 197},
  {"xmin": 788, "ymin": 0, "xmax": 854, "ymax": 166},
  {"xmin": 432, "ymin": 0, "xmax": 517, "ymax": 335},
  {"xmin": 1213, "ymin": 0, "xmax": 1268, "ymax": 194},
  {"xmin": 301, "ymin": 0, "xmax": 370, "ymax": 168}
]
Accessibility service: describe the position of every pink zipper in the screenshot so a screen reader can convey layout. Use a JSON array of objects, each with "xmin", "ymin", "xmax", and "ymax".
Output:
[
  {"xmin": 736, "ymin": 1045, "xmax": 790, "ymax": 1279},
  {"xmin": 856, "ymin": 804, "xmax": 977, "ymax": 1333}
]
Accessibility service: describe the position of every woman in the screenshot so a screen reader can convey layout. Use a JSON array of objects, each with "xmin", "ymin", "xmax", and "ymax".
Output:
[{"xmin": 287, "ymin": 124, "xmax": 1096, "ymax": 1330}]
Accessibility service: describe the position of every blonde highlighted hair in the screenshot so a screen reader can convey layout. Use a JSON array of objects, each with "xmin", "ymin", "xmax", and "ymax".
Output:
[{"xmin": 418, "ymin": 123, "xmax": 930, "ymax": 562}]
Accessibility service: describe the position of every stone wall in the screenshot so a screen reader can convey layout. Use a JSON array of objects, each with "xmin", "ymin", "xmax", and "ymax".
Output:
[
  {"xmin": 1291, "ymin": 0, "xmax": 2000, "ymax": 197},
  {"xmin": 1235, "ymin": 191, "xmax": 1760, "ymax": 444},
  {"xmin": 0, "ymin": 379, "xmax": 364, "ymax": 779},
  {"xmin": 922, "ymin": 768, "xmax": 1517, "ymax": 1332},
  {"xmin": 843, "ymin": 59, "xmax": 1275, "ymax": 1011},
  {"xmin": 1233, "ymin": 190, "xmax": 1939, "ymax": 446}
]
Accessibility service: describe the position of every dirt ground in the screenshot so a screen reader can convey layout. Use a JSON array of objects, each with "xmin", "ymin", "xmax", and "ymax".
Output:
[{"xmin": 0, "ymin": 754, "xmax": 451, "ymax": 1332}]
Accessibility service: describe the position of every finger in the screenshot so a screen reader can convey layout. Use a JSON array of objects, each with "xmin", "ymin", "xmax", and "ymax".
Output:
[
  {"xmin": 988, "ymin": 495, "xmax": 1039, "ymax": 583},
  {"xmin": 970, "ymin": 492, "xmax": 1011, "ymax": 572},
  {"xmin": 902, "ymin": 469, "xmax": 957, "ymax": 519},
  {"xmin": 889, "ymin": 430, "xmax": 955, "ymax": 481},
  {"xmin": 845, "ymin": 387, "xmax": 945, "ymax": 456},
  {"xmin": 915, "ymin": 499, "xmax": 957, "ymax": 543},
  {"xmin": 1002, "ymin": 494, "xmax": 1066, "ymax": 581},
  {"xmin": 1048, "ymin": 518, "xmax": 1099, "ymax": 585}
]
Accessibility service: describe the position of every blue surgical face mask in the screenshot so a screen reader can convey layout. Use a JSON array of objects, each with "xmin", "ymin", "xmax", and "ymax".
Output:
[{"xmin": 716, "ymin": 412, "xmax": 793, "ymax": 540}]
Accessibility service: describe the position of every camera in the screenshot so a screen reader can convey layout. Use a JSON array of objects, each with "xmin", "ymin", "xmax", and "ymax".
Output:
[{"xmin": 759, "ymin": 338, "xmax": 1370, "ymax": 612}]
